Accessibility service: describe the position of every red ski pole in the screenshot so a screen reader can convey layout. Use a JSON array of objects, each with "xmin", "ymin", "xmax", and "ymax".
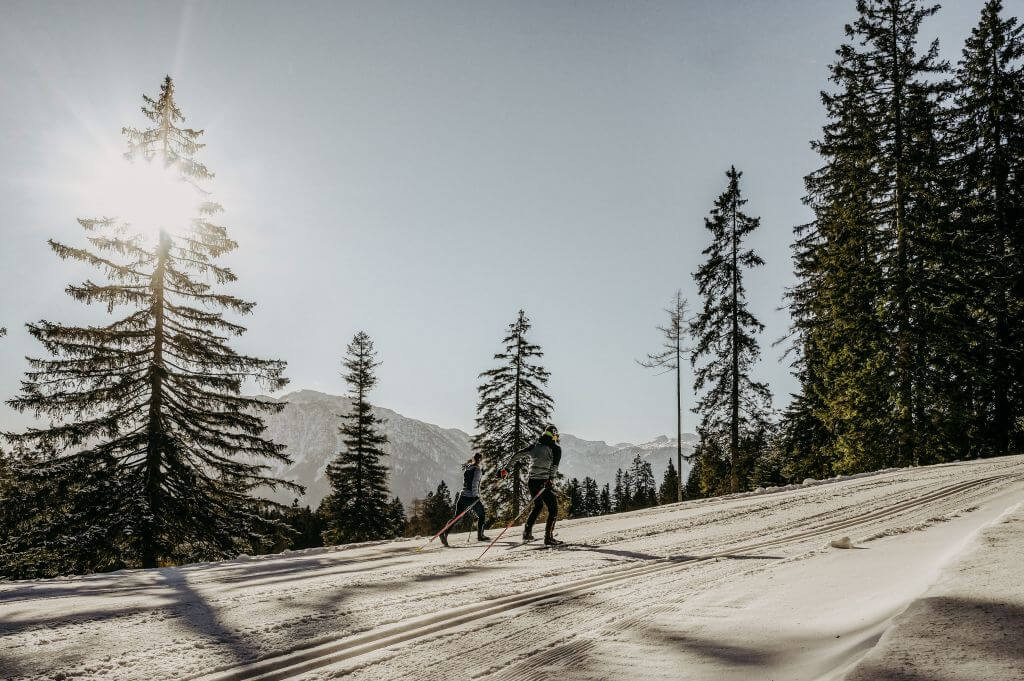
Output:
[
  {"xmin": 477, "ymin": 486, "xmax": 546, "ymax": 560},
  {"xmin": 417, "ymin": 494, "xmax": 472, "ymax": 552}
]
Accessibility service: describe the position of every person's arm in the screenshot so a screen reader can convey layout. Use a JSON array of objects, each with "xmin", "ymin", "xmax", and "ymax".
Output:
[
  {"xmin": 500, "ymin": 446, "xmax": 531, "ymax": 477},
  {"xmin": 546, "ymin": 443, "xmax": 562, "ymax": 484}
]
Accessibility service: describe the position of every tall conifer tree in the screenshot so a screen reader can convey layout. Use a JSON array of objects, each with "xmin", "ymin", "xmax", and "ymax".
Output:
[
  {"xmin": 788, "ymin": 0, "xmax": 951, "ymax": 474},
  {"xmin": 3, "ymin": 77, "xmax": 295, "ymax": 576},
  {"xmin": 951, "ymin": 0, "xmax": 1024, "ymax": 457},
  {"xmin": 473, "ymin": 310, "xmax": 553, "ymax": 519},
  {"xmin": 321, "ymin": 331, "xmax": 394, "ymax": 544},
  {"xmin": 691, "ymin": 167, "xmax": 771, "ymax": 493}
]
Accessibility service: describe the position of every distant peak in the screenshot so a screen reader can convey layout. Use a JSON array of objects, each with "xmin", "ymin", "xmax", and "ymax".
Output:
[{"xmin": 282, "ymin": 389, "xmax": 340, "ymax": 401}]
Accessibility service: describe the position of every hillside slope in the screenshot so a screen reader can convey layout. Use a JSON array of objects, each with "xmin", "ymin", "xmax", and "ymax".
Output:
[{"xmin": 2, "ymin": 456, "xmax": 1020, "ymax": 681}]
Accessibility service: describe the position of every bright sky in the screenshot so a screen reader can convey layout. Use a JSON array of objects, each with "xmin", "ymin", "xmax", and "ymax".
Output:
[{"xmin": 0, "ymin": 0, "xmax": 1011, "ymax": 444}]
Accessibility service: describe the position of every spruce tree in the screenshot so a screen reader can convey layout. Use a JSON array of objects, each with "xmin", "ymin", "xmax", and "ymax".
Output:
[
  {"xmin": 566, "ymin": 478, "xmax": 584, "ymax": 518},
  {"xmin": 388, "ymin": 497, "xmax": 408, "ymax": 538},
  {"xmin": 787, "ymin": 0, "xmax": 951, "ymax": 474},
  {"xmin": 599, "ymin": 483, "xmax": 612, "ymax": 515},
  {"xmin": 620, "ymin": 469, "xmax": 634, "ymax": 511},
  {"xmin": 473, "ymin": 310, "xmax": 554, "ymax": 519},
  {"xmin": 2, "ymin": 77, "xmax": 295, "ymax": 576},
  {"xmin": 321, "ymin": 331, "xmax": 394, "ymax": 544},
  {"xmin": 628, "ymin": 453, "xmax": 657, "ymax": 508},
  {"xmin": 659, "ymin": 458, "xmax": 680, "ymax": 504},
  {"xmin": 582, "ymin": 476, "xmax": 600, "ymax": 516},
  {"xmin": 691, "ymin": 166, "xmax": 772, "ymax": 493},
  {"xmin": 638, "ymin": 290, "xmax": 691, "ymax": 502},
  {"xmin": 951, "ymin": 0, "xmax": 1024, "ymax": 457},
  {"xmin": 423, "ymin": 481, "xmax": 454, "ymax": 531},
  {"xmin": 613, "ymin": 468, "xmax": 626, "ymax": 512},
  {"xmin": 687, "ymin": 432, "xmax": 730, "ymax": 498}
]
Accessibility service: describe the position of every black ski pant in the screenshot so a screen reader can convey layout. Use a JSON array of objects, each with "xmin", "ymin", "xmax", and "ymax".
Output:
[
  {"xmin": 442, "ymin": 494, "xmax": 486, "ymax": 539},
  {"xmin": 525, "ymin": 478, "xmax": 558, "ymax": 536}
]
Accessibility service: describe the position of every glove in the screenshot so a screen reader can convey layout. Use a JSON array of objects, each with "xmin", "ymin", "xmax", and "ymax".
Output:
[
  {"xmin": 544, "ymin": 479, "xmax": 553, "ymax": 489},
  {"xmin": 500, "ymin": 469, "xmax": 508, "ymax": 479}
]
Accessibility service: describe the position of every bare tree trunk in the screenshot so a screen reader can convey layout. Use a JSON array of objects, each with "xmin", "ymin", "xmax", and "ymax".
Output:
[
  {"xmin": 730, "ymin": 192, "xmax": 740, "ymax": 493},
  {"xmin": 676, "ymin": 325, "xmax": 683, "ymax": 502}
]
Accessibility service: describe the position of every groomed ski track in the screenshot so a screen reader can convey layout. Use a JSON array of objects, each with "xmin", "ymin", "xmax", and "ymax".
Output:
[{"xmin": 2, "ymin": 456, "xmax": 1023, "ymax": 681}]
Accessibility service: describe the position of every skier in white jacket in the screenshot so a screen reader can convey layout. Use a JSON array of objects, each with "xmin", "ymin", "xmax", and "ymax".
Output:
[{"xmin": 501, "ymin": 424, "xmax": 563, "ymax": 545}]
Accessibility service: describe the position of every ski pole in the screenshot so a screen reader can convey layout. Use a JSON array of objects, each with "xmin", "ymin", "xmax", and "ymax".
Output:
[
  {"xmin": 477, "ymin": 486, "xmax": 546, "ymax": 560},
  {"xmin": 417, "ymin": 493, "xmax": 470, "ymax": 551}
]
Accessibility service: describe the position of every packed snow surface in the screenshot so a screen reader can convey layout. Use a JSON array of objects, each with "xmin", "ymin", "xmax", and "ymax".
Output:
[{"xmin": 1, "ymin": 456, "xmax": 1022, "ymax": 681}]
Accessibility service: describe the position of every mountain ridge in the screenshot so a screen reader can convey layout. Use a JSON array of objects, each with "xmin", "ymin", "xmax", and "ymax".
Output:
[{"xmin": 257, "ymin": 389, "xmax": 695, "ymax": 508}]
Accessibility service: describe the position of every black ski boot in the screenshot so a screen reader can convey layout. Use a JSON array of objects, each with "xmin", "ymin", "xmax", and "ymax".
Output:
[
  {"xmin": 544, "ymin": 534, "xmax": 564, "ymax": 546},
  {"xmin": 477, "ymin": 533, "xmax": 491, "ymax": 541},
  {"xmin": 439, "ymin": 532, "xmax": 449, "ymax": 547},
  {"xmin": 522, "ymin": 524, "xmax": 535, "ymax": 541}
]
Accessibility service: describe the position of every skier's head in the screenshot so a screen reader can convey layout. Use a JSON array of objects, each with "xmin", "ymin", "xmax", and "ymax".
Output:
[
  {"xmin": 542, "ymin": 424, "xmax": 559, "ymax": 442},
  {"xmin": 473, "ymin": 452, "xmax": 483, "ymax": 464}
]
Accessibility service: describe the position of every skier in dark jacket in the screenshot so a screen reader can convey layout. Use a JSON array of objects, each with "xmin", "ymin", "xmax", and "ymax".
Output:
[
  {"xmin": 440, "ymin": 452, "xmax": 490, "ymax": 546},
  {"xmin": 502, "ymin": 424, "xmax": 563, "ymax": 545}
]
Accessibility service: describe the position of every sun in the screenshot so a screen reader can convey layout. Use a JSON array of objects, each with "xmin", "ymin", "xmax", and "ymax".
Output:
[
  {"xmin": 88, "ymin": 151, "xmax": 203, "ymax": 240},
  {"xmin": 60, "ymin": 140, "xmax": 203, "ymax": 243}
]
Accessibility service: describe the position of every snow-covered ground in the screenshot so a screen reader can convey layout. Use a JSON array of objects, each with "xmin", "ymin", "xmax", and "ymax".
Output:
[{"xmin": 1, "ymin": 456, "xmax": 1022, "ymax": 681}]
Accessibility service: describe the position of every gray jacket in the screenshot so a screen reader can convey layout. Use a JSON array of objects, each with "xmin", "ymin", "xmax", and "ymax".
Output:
[{"xmin": 505, "ymin": 435, "xmax": 562, "ymax": 480}]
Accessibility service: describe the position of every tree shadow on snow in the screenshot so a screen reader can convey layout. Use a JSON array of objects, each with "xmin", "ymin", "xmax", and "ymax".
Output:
[
  {"xmin": 158, "ymin": 570, "xmax": 263, "ymax": 665},
  {"xmin": 0, "ymin": 650, "xmax": 31, "ymax": 681}
]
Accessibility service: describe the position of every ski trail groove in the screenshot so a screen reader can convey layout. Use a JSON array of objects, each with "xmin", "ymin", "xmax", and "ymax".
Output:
[{"xmin": 191, "ymin": 473, "xmax": 1015, "ymax": 681}]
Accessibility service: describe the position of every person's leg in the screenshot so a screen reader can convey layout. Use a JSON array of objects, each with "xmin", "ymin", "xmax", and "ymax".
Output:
[
  {"xmin": 472, "ymin": 499, "xmax": 487, "ymax": 538},
  {"xmin": 524, "ymin": 479, "xmax": 545, "ymax": 537},
  {"xmin": 543, "ymin": 487, "xmax": 558, "ymax": 538},
  {"xmin": 441, "ymin": 494, "xmax": 469, "ymax": 543}
]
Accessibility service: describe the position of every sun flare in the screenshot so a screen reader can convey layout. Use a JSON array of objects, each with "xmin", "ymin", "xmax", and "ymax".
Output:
[{"xmin": 73, "ymin": 148, "xmax": 202, "ymax": 241}]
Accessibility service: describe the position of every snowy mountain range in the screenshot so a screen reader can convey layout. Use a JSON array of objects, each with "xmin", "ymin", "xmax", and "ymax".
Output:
[{"xmin": 257, "ymin": 389, "xmax": 695, "ymax": 508}]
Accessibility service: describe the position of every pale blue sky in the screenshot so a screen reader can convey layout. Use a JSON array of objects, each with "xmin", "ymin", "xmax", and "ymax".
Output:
[{"xmin": 0, "ymin": 0, "xmax": 1012, "ymax": 443}]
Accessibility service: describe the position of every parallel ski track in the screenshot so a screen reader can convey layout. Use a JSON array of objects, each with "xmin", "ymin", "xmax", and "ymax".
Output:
[{"xmin": 192, "ymin": 472, "xmax": 1016, "ymax": 681}]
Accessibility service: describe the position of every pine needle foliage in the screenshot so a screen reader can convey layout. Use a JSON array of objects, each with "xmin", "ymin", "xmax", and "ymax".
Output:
[
  {"xmin": 321, "ymin": 331, "xmax": 395, "ymax": 544},
  {"xmin": 949, "ymin": 0, "xmax": 1024, "ymax": 457},
  {"xmin": 784, "ymin": 0, "xmax": 957, "ymax": 474},
  {"xmin": 582, "ymin": 476, "xmax": 601, "ymax": 516},
  {"xmin": 659, "ymin": 458, "xmax": 680, "ymax": 505},
  {"xmin": 691, "ymin": 167, "xmax": 772, "ymax": 493},
  {"xmin": 473, "ymin": 310, "xmax": 554, "ymax": 520},
  {"xmin": 2, "ymin": 76, "xmax": 295, "ymax": 577}
]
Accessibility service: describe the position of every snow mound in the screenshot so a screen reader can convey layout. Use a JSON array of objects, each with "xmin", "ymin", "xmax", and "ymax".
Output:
[{"xmin": 830, "ymin": 536, "xmax": 853, "ymax": 549}]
